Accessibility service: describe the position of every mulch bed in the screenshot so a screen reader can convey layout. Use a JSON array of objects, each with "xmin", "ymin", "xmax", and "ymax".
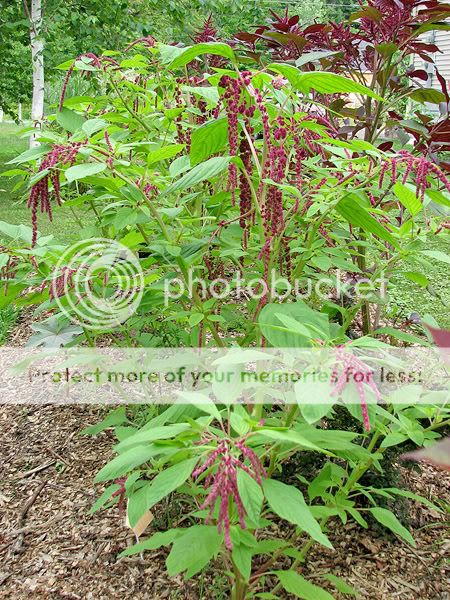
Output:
[{"xmin": 1, "ymin": 404, "xmax": 449, "ymax": 599}]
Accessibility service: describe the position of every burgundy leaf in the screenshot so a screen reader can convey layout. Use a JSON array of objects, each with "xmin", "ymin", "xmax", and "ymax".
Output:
[{"xmin": 407, "ymin": 69, "xmax": 429, "ymax": 81}]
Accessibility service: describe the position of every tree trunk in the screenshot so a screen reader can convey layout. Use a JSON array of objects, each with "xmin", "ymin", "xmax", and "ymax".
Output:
[{"xmin": 29, "ymin": 0, "xmax": 44, "ymax": 147}]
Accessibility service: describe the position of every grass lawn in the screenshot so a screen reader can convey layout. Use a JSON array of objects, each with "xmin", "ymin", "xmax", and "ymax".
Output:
[
  {"xmin": 0, "ymin": 122, "xmax": 448, "ymax": 329},
  {"xmin": 0, "ymin": 122, "xmax": 84, "ymax": 243}
]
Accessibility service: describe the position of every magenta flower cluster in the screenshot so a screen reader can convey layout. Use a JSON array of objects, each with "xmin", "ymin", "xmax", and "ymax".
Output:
[
  {"xmin": 220, "ymin": 72, "xmax": 254, "ymax": 206},
  {"xmin": 330, "ymin": 346, "xmax": 382, "ymax": 432},
  {"xmin": 379, "ymin": 150, "xmax": 450, "ymax": 201},
  {"xmin": 193, "ymin": 435, "xmax": 266, "ymax": 550},
  {"xmin": 28, "ymin": 142, "xmax": 85, "ymax": 246}
]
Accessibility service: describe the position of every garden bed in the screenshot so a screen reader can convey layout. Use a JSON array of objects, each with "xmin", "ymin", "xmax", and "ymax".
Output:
[{"xmin": 1, "ymin": 404, "xmax": 448, "ymax": 600}]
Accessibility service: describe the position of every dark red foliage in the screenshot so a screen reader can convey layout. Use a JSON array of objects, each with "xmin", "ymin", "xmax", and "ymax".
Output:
[
  {"xmin": 190, "ymin": 15, "xmax": 227, "ymax": 70},
  {"xmin": 238, "ymin": 1, "xmax": 450, "ymax": 69},
  {"xmin": 124, "ymin": 36, "xmax": 156, "ymax": 52}
]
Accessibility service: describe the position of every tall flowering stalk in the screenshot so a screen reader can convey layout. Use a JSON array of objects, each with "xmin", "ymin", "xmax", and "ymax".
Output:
[
  {"xmin": 330, "ymin": 346, "xmax": 382, "ymax": 432},
  {"xmin": 193, "ymin": 434, "xmax": 266, "ymax": 550},
  {"xmin": 59, "ymin": 54, "xmax": 118, "ymax": 112},
  {"xmin": 28, "ymin": 142, "xmax": 85, "ymax": 246}
]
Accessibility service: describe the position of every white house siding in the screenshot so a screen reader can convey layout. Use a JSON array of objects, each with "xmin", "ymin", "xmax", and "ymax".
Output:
[{"xmin": 414, "ymin": 28, "xmax": 450, "ymax": 91}]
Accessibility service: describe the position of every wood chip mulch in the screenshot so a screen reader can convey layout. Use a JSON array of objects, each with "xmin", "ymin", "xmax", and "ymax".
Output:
[{"xmin": 0, "ymin": 404, "xmax": 449, "ymax": 600}]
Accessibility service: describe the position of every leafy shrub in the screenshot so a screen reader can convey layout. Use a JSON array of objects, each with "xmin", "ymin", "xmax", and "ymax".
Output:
[{"xmin": 1, "ymin": 4, "xmax": 450, "ymax": 597}]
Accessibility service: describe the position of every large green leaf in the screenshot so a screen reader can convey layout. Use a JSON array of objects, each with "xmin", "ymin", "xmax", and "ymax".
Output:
[
  {"xmin": 263, "ymin": 479, "xmax": 332, "ymax": 548},
  {"xmin": 127, "ymin": 458, "xmax": 197, "ymax": 527},
  {"xmin": 164, "ymin": 156, "xmax": 231, "ymax": 195},
  {"xmin": 421, "ymin": 250, "xmax": 450, "ymax": 265},
  {"xmin": 115, "ymin": 423, "xmax": 191, "ymax": 451},
  {"xmin": 94, "ymin": 444, "xmax": 170, "ymax": 482},
  {"xmin": 276, "ymin": 571, "xmax": 336, "ymax": 600},
  {"xmin": 237, "ymin": 469, "xmax": 263, "ymax": 524},
  {"xmin": 190, "ymin": 117, "xmax": 228, "ymax": 166},
  {"xmin": 167, "ymin": 42, "xmax": 235, "ymax": 69},
  {"xmin": 336, "ymin": 194, "xmax": 399, "ymax": 248},
  {"xmin": 65, "ymin": 162, "xmax": 107, "ymax": 182},
  {"xmin": 295, "ymin": 380, "xmax": 334, "ymax": 424},
  {"xmin": 147, "ymin": 144, "xmax": 185, "ymax": 165},
  {"xmin": 258, "ymin": 301, "xmax": 331, "ymax": 347},
  {"xmin": 232, "ymin": 543, "xmax": 253, "ymax": 581},
  {"xmin": 166, "ymin": 525, "xmax": 222, "ymax": 578},
  {"xmin": 56, "ymin": 107, "xmax": 86, "ymax": 132},
  {"xmin": 119, "ymin": 529, "xmax": 183, "ymax": 557},
  {"xmin": 268, "ymin": 64, "xmax": 382, "ymax": 100},
  {"xmin": 409, "ymin": 88, "xmax": 446, "ymax": 104},
  {"xmin": 81, "ymin": 407, "xmax": 127, "ymax": 435},
  {"xmin": 369, "ymin": 507, "xmax": 416, "ymax": 546},
  {"xmin": 393, "ymin": 183, "xmax": 422, "ymax": 216}
]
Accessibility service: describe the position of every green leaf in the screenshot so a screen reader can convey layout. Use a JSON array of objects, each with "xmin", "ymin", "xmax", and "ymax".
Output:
[
  {"xmin": 369, "ymin": 507, "xmax": 416, "ymax": 546},
  {"xmin": 295, "ymin": 51, "xmax": 340, "ymax": 67},
  {"xmin": 90, "ymin": 483, "xmax": 120, "ymax": 513},
  {"xmin": 81, "ymin": 407, "xmax": 127, "ymax": 435},
  {"xmin": 426, "ymin": 189, "xmax": 450, "ymax": 208},
  {"xmin": 401, "ymin": 271, "xmax": 428, "ymax": 287},
  {"xmin": 382, "ymin": 488, "xmax": 441, "ymax": 511},
  {"xmin": 393, "ymin": 183, "xmax": 422, "ymax": 216},
  {"xmin": 275, "ymin": 571, "xmax": 336, "ymax": 600},
  {"xmin": 263, "ymin": 479, "xmax": 332, "ymax": 549},
  {"xmin": 115, "ymin": 423, "xmax": 191, "ymax": 452},
  {"xmin": 65, "ymin": 162, "xmax": 107, "ymax": 182},
  {"xmin": 376, "ymin": 42, "xmax": 398, "ymax": 58},
  {"xmin": 232, "ymin": 543, "xmax": 253, "ymax": 581},
  {"xmin": 421, "ymin": 250, "xmax": 450, "ymax": 265},
  {"xmin": 237, "ymin": 469, "xmax": 263, "ymax": 524},
  {"xmin": 166, "ymin": 525, "xmax": 222, "ymax": 578},
  {"xmin": 94, "ymin": 445, "xmax": 167, "ymax": 482},
  {"xmin": 409, "ymin": 88, "xmax": 446, "ymax": 104},
  {"xmin": 82, "ymin": 118, "xmax": 107, "ymax": 137},
  {"xmin": 188, "ymin": 312, "xmax": 204, "ymax": 327},
  {"xmin": 190, "ymin": 117, "xmax": 228, "ymax": 166},
  {"xmin": 147, "ymin": 144, "xmax": 184, "ymax": 165},
  {"xmin": 295, "ymin": 380, "xmax": 334, "ymax": 424},
  {"xmin": 258, "ymin": 301, "xmax": 331, "ymax": 347},
  {"xmin": 374, "ymin": 326, "xmax": 428, "ymax": 345},
  {"xmin": 336, "ymin": 194, "xmax": 399, "ymax": 248},
  {"xmin": 164, "ymin": 156, "xmax": 231, "ymax": 196},
  {"xmin": 119, "ymin": 529, "xmax": 182, "ymax": 557},
  {"xmin": 167, "ymin": 42, "xmax": 235, "ymax": 69},
  {"xmin": 127, "ymin": 458, "xmax": 196, "ymax": 527},
  {"xmin": 320, "ymin": 573, "xmax": 359, "ymax": 596},
  {"xmin": 7, "ymin": 144, "xmax": 51, "ymax": 165},
  {"xmin": 256, "ymin": 428, "xmax": 322, "ymax": 451},
  {"xmin": 268, "ymin": 64, "xmax": 382, "ymax": 100},
  {"xmin": 380, "ymin": 433, "xmax": 409, "ymax": 448},
  {"xmin": 56, "ymin": 108, "xmax": 86, "ymax": 132}
]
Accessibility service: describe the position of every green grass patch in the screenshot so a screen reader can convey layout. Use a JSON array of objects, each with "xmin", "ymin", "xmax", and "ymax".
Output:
[
  {"xmin": 0, "ymin": 304, "xmax": 19, "ymax": 344},
  {"xmin": 388, "ymin": 236, "xmax": 450, "ymax": 329},
  {"xmin": 0, "ymin": 122, "xmax": 85, "ymax": 243}
]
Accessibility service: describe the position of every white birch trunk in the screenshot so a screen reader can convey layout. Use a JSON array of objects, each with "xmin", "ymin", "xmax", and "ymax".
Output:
[
  {"xmin": 18, "ymin": 101, "xmax": 23, "ymax": 122},
  {"xmin": 29, "ymin": 0, "xmax": 44, "ymax": 147}
]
